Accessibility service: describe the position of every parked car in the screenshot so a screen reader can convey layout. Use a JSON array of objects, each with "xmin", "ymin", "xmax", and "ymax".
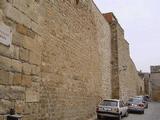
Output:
[
  {"xmin": 127, "ymin": 97, "xmax": 145, "ymax": 114},
  {"xmin": 96, "ymin": 99, "xmax": 128, "ymax": 120},
  {"xmin": 144, "ymin": 95, "xmax": 151, "ymax": 102},
  {"xmin": 134, "ymin": 96, "xmax": 148, "ymax": 108}
]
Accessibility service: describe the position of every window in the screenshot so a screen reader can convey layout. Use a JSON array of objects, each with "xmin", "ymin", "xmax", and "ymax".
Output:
[{"xmin": 76, "ymin": 0, "xmax": 79, "ymax": 4}]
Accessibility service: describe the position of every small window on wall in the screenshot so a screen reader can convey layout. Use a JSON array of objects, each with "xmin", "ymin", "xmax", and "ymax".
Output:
[{"xmin": 76, "ymin": 0, "xmax": 79, "ymax": 4}]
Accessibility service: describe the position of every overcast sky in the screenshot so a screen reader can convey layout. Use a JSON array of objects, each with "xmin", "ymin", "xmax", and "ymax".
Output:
[{"xmin": 93, "ymin": 0, "xmax": 160, "ymax": 72}]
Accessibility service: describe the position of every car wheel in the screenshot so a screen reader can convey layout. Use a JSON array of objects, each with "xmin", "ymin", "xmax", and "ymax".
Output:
[
  {"xmin": 118, "ymin": 114, "xmax": 122, "ymax": 120},
  {"xmin": 141, "ymin": 111, "xmax": 144, "ymax": 114},
  {"xmin": 97, "ymin": 115, "xmax": 101, "ymax": 119},
  {"xmin": 146, "ymin": 104, "xmax": 148, "ymax": 109}
]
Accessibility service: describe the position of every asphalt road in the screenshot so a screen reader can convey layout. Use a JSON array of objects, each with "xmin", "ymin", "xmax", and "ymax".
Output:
[
  {"xmin": 96, "ymin": 102, "xmax": 160, "ymax": 120},
  {"xmin": 123, "ymin": 102, "xmax": 160, "ymax": 120}
]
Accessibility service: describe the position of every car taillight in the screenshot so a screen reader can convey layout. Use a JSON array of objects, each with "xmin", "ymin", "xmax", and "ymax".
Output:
[
  {"xmin": 96, "ymin": 107, "xmax": 99, "ymax": 112},
  {"xmin": 138, "ymin": 104, "xmax": 144, "ymax": 107}
]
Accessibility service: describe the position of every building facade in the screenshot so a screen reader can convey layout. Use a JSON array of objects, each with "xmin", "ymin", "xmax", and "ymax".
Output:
[{"xmin": 139, "ymin": 72, "xmax": 151, "ymax": 96}]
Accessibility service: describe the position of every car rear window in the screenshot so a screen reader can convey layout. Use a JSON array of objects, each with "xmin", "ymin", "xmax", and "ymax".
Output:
[
  {"xmin": 100, "ymin": 100, "xmax": 118, "ymax": 107},
  {"xmin": 128, "ymin": 98, "xmax": 142, "ymax": 104}
]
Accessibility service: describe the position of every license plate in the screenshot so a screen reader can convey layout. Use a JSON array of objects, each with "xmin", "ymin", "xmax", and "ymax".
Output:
[{"xmin": 104, "ymin": 108, "xmax": 111, "ymax": 111}]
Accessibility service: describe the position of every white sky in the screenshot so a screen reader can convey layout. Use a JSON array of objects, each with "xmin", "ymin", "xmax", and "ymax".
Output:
[{"xmin": 93, "ymin": 0, "xmax": 160, "ymax": 72}]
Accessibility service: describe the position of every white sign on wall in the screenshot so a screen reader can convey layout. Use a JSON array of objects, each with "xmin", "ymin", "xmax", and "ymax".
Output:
[{"xmin": 0, "ymin": 23, "xmax": 12, "ymax": 46}]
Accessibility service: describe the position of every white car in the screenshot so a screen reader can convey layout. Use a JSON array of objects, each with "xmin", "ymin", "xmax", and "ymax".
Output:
[{"xmin": 96, "ymin": 99, "xmax": 128, "ymax": 120}]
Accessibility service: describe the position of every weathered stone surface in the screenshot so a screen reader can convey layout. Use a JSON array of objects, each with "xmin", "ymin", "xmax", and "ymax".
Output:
[
  {"xmin": 26, "ymin": 87, "xmax": 39, "ymax": 102},
  {"xmin": 11, "ymin": 59, "xmax": 22, "ymax": 73},
  {"xmin": 12, "ymin": 45, "xmax": 20, "ymax": 60},
  {"xmin": 4, "ymin": 4, "xmax": 31, "ymax": 27},
  {"xmin": 29, "ymin": 51, "xmax": 41, "ymax": 65},
  {"xmin": 8, "ymin": 86, "xmax": 25, "ymax": 100},
  {"xmin": 31, "ymin": 65, "xmax": 40, "ymax": 75},
  {"xmin": 19, "ymin": 47, "xmax": 29, "ymax": 62},
  {"xmin": 22, "ymin": 74, "xmax": 32, "ymax": 87},
  {"xmin": 16, "ymin": 24, "xmax": 36, "ymax": 38},
  {"xmin": 0, "ymin": 85, "xmax": 8, "ymax": 99},
  {"xmin": 0, "ymin": 70, "xmax": 9, "ymax": 85},
  {"xmin": 12, "ymin": 32, "xmax": 24, "ymax": 47},
  {"xmin": 0, "ymin": 10, "xmax": 3, "ymax": 21},
  {"xmin": 0, "ymin": 99, "xmax": 12, "ymax": 114},
  {"xmin": 0, "ymin": 44, "xmax": 13, "ymax": 58},
  {"xmin": 104, "ymin": 13, "xmax": 144, "ymax": 101},
  {"xmin": 13, "ymin": 72, "xmax": 22, "ymax": 85},
  {"xmin": 22, "ymin": 62, "xmax": 31, "ymax": 75},
  {"xmin": 150, "ymin": 68, "xmax": 160, "ymax": 101},
  {"xmin": 15, "ymin": 100, "xmax": 25, "ymax": 114},
  {"xmin": 0, "ymin": 55, "xmax": 11, "ymax": 71},
  {"xmin": 0, "ymin": 1, "xmax": 114, "ymax": 120}
]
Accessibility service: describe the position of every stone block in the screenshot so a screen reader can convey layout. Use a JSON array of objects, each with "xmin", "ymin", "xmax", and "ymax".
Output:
[
  {"xmin": 4, "ymin": 4, "xmax": 31, "ymax": 28},
  {"xmin": 26, "ymin": 88, "xmax": 39, "ymax": 102},
  {"xmin": 13, "ymin": 72, "xmax": 22, "ymax": 85},
  {"xmin": 29, "ymin": 51, "xmax": 41, "ymax": 65},
  {"xmin": 31, "ymin": 76, "xmax": 40, "ymax": 82},
  {"xmin": 19, "ymin": 47, "xmax": 29, "ymax": 62},
  {"xmin": 23, "ymin": 36, "xmax": 35, "ymax": 51},
  {"xmin": 12, "ymin": 45, "xmax": 20, "ymax": 60},
  {"xmin": 12, "ymin": 32, "xmax": 24, "ymax": 47},
  {"xmin": 16, "ymin": 24, "xmax": 28, "ymax": 35},
  {"xmin": 0, "ymin": 85, "xmax": 7, "ymax": 99},
  {"xmin": 0, "ymin": 70, "xmax": 9, "ymax": 85},
  {"xmin": 31, "ymin": 21, "xmax": 41, "ymax": 34},
  {"xmin": 8, "ymin": 72, "xmax": 13, "ymax": 85},
  {"xmin": 0, "ymin": 99, "xmax": 12, "ymax": 115},
  {"xmin": 11, "ymin": 59, "xmax": 22, "ymax": 73},
  {"xmin": 0, "ymin": 44, "xmax": 13, "ymax": 58},
  {"xmin": 27, "ymin": 29, "xmax": 36, "ymax": 39},
  {"xmin": 22, "ymin": 63, "xmax": 31, "ymax": 75},
  {"xmin": 31, "ymin": 65, "xmax": 40, "ymax": 75},
  {"xmin": 16, "ymin": 24, "xmax": 36, "ymax": 38},
  {"xmin": 0, "ymin": 55, "xmax": 11, "ymax": 71},
  {"xmin": 9, "ymin": 86, "xmax": 25, "ymax": 100},
  {"xmin": 22, "ymin": 74, "xmax": 32, "ymax": 87},
  {"xmin": 15, "ymin": 100, "xmax": 25, "ymax": 114}
]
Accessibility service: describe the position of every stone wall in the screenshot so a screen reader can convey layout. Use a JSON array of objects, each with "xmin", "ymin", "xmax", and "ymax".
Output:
[
  {"xmin": 117, "ymin": 32, "xmax": 145, "ymax": 100},
  {"xmin": 138, "ymin": 72, "xmax": 150, "ymax": 95},
  {"xmin": 0, "ymin": 0, "xmax": 111, "ymax": 120},
  {"xmin": 103, "ymin": 13, "xmax": 144, "ymax": 102},
  {"xmin": 150, "ymin": 66, "xmax": 160, "ymax": 101}
]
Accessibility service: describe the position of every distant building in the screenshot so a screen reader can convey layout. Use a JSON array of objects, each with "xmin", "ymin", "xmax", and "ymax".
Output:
[
  {"xmin": 138, "ymin": 72, "xmax": 151, "ymax": 96},
  {"xmin": 150, "ymin": 66, "xmax": 160, "ymax": 101}
]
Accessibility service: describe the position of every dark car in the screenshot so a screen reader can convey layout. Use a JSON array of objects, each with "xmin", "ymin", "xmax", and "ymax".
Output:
[
  {"xmin": 144, "ymin": 95, "xmax": 151, "ymax": 102},
  {"xmin": 127, "ymin": 98, "xmax": 145, "ymax": 114},
  {"xmin": 134, "ymin": 96, "xmax": 148, "ymax": 108}
]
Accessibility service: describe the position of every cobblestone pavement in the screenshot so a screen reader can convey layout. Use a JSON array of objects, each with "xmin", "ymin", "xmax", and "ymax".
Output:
[{"xmin": 95, "ymin": 102, "xmax": 160, "ymax": 120}]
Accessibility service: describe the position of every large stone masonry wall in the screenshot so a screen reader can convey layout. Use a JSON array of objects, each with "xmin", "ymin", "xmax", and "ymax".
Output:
[
  {"xmin": 117, "ymin": 22, "xmax": 144, "ymax": 101},
  {"xmin": 0, "ymin": 0, "xmax": 111, "ymax": 120},
  {"xmin": 117, "ymin": 25, "xmax": 144, "ymax": 101},
  {"xmin": 103, "ymin": 13, "xmax": 144, "ymax": 102}
]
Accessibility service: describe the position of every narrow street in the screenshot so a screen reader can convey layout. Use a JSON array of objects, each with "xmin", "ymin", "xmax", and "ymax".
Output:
[
  {"xmin": 96, "ymin": 102, "xmax": 160, "ymax": 120},
  {"xmin": 123, "ymin": 102, "xmax": 160, "ymax": 120}
]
